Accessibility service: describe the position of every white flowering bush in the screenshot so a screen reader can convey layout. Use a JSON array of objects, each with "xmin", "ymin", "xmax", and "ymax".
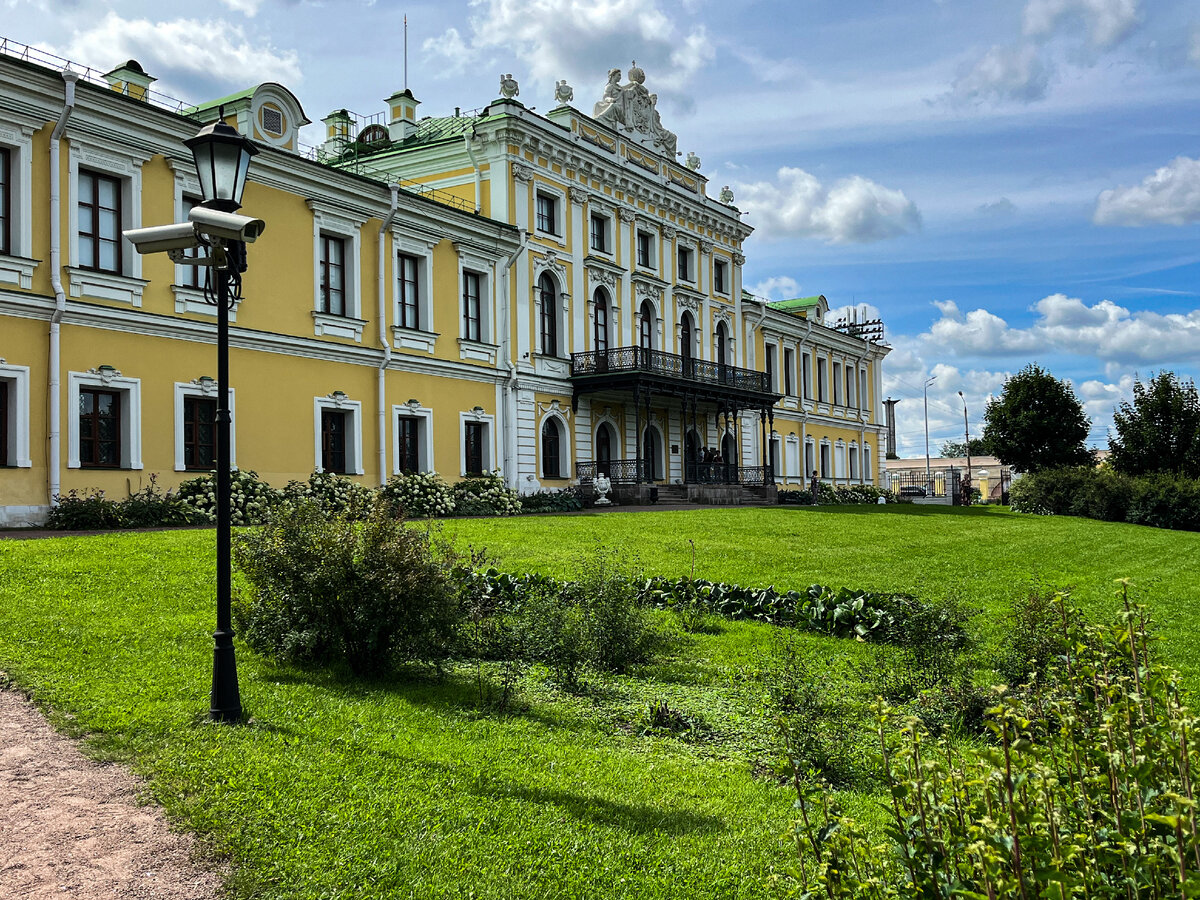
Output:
[
  {"xmin": 453, "ymin": 471, "xmax": 522, "ymax": 517},
  {"xmin": 283, "ymin": 470, "xmax": 376, "ymax": 519},
  {"xmin": 380, "ymin": 471, "xmax": 456, "ymax": 518},
  {"xmin": 176, "ymin": 468, "xmax": 283, "ymax": 525}
]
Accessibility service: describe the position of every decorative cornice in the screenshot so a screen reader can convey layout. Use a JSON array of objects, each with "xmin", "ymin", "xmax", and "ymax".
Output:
[
  {"xmin": 512, "ymin": 162, "xmax": 534, "ymax": 183},
  {"xmin": 569, "ymin": 186, "xmax": 590, "ymax": 205}
]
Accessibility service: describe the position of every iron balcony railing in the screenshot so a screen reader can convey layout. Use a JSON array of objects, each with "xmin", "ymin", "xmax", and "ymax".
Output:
[
  {"xmin": 577, "ymin": 460, "xmax": 771, "ymax": 486},
  {"xmin": 571, "ymin": 347, "xmax": 772, "ymax": 394}
]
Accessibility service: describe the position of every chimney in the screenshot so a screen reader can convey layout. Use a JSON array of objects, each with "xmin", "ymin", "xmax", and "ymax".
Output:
[
  {"xmin": 103, "ymin": 59, "xmax": 155, "ymax": 101},
  {"xmin": 321, "ymin": 109, "xmax": 354, "ymax": 158},
  {"xmin": 385, "ymin": 89, "xmax": 421, "ymax": 142}
]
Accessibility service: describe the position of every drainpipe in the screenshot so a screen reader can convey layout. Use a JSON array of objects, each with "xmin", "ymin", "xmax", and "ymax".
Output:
[
  {"xmin": 377, "ymin": 184, "xmax": 400, "ymax": 486},
  {"xmin": 498, "ymin": 228, "xmax": 529, "ymax": 488},
  {"xmin": 48, "ymin": 68, "xmax": 79, "ymax": 508},
  {"xmin": 463, "ymin": 132, "xmax": 482, "ymax": 214}
]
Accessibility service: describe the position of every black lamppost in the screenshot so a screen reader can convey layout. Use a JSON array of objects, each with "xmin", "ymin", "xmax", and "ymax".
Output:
[{"xmin": 184, "ymin": 119, "xmax": 259, "ymax": 723}]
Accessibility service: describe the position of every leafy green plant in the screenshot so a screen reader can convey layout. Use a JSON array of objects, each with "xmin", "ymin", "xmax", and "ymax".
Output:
[
  {"xmin": 47, "ymin": 487, "xmax": 123, "ymax": 530},
  {"xmin": 519, "ymin": 487, "xmax": 583, "ymax": 513},
  {"xmin": 232, "ymin": 500, "xmax": 463, "ymax": 674},
  {"xmin": 176, "ymin": 467, "xmax": 281, "ymax": 525},
  {"xmin": 567, "ymin": 552, "xmax": 661, "ymax": 673},
  {"xmin": 282, "ymin": 469, "xmax": 375, "ymax": 519},
  {"xmin": 636, "ymin": 699, "xmax": 712, "ymax": 740},
  {"xmin": 379, "ymin": 470, "xmax": 456, "ymax": 518},
  {"xmin": 453, "ymin": 472, "xmax": 522, "ymax": 516},
  {"xmin": 783, "ymin": 585, "xmax": 1200, "ymax": 899},
  {"xmin": 48, "ymin": 475, "xmax": 204, "ymax": 530},
  {"xmin": 515, "ymin": 580, "xmax": 587, "ymax": 689}
]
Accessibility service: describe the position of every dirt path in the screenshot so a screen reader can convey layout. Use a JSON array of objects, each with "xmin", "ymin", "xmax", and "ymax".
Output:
[{"xmin": 0, "ymin": 689, "xmax": 225, "ymax": 899}]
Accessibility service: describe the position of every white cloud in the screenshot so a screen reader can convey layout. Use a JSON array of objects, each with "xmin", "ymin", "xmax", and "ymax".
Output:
[
  {"xmin": 1023, "ymin": 0, "xmax": 1141, "ymax": 48},
  {"xmin": 946, "ymin": 43, "xmax": 1051, "ymax": 105},
  {"xmin": 50, "ymin": 12, "xmax": 301, "ymax": 95},
  {"xmin": 919, "ymin": 294, "xmax": 1200, "ymax": 366},
  {"xmin": 1093, "ymin": 156, "xmax": 1200, "ymax": 226},
  {"xmin": 218, "ymin": 0, "xmax": 263, "ymax": 17},
  {"xmin": 746, "ymin": 276, "xmax": 800, "ymax": 300},
  {"xmin": 734, "ymin": 167, "xmax": 921, "ymax": 244},
  {"xmin": 977, "ymin": 197, "xmax": 1017, "ymax": 216},
  {"xmin": 423, "ymin": 0, "xmax": 712, "ymax": 94}
]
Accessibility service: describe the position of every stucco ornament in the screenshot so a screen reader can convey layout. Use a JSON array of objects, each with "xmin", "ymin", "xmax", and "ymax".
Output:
[
  {"xmin": 719, "ymin": 185, "xmax": 735, "ymax": 205},
  {"xmin": 499, "ymin": 74, "xmax": 520, "ymax": 100},
  {"xmin": 555, "ymin": 79, "xmax": 574, "ymax": 106},
  {"xmin": 591, "ymin": 63, "xmax": 678, "ymax": 157},
  {"xmin": 593, "ymin": 472, "xmax": 613, "ymax": 505},
  {"xmin": 685, "ymin": 151, "xmax": 701, "ymax": 171}
]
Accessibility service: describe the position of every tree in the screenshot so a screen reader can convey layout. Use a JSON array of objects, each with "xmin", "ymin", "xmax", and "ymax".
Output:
[
  {"xmin": 938, "ymin": 439, "xmax": 990, "ymax": 458},
  {"xmin": 982, "ymin": 364, "xmax": 1092, "ymax": 472},
  {"xmin": 1109, "ymin": 372, "xmax": 1200, "ymax": 478}
]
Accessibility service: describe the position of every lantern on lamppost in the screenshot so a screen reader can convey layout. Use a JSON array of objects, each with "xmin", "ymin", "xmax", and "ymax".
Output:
[{"xmin": 186, "ymin": 116, "xmax": 259, "ymax": 723}]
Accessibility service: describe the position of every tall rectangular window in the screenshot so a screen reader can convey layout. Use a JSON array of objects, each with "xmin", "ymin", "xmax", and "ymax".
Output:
[
  {"xmin": 833, "ymin": 362, "xmax": 843, "ymax": 405},
  {"xmin": 860, "ymin": 370, "xmax": 869, "ymax": 410},
  {"xmin": 79, "ymin": 388, "xmax": 121, "ymax": 468},
  {"xmin": 536, "ymin": 193, "xmax": 558, "ymax": 235},
  {"xmin": 589, "ymin": 214, "xmax": 608, "ymax": 253},
  {"xmin": 677, "ymin": 247, "xmax": 692, "ymax": 281},
  {"xmin": 817, "ymin": 358, "xmax": 828, "ymax": 402},
  {"xmin": 178, "ymin": 196, "xmax": 202, "ymax": 288},
  {"xmin": 78, "ymin": 170, "xmax": 121, "ymax": 273},
  {"xmin": 321, "ymin": 409, "xmax": 348, "ymax": 474},
  {"xmin": 765, "ymin": 343, "xmax": 776, "ymax": 391},
  {"xmin": 636, "ymin": 231, "xmax": 654, "ymax": 268},
  {"xmin": 183, "ymin": 396, "xmax": 216, "ymax": 471},
  {"xmin": 462, "ymin": 271, "xmax": 481, "ymax": 341},
  {"xmin": 398, "ymin": 253, "xmax": 420, "ymax": 329},
  {"xmin": 0, "ymin": 147, "xmax": 10, "ymax": 257},
  {"xmin": 0, "ymin": 381, "xmax": 7, "ymax": 467},
  {"xmin": 713, "ymin": 259, "xmax": 727, "ymax": 294},
  {"xmin": 397, "ymin": 415, "xmax": 419, "ymax": 473},
  {"xmin": 464, "ymin": 421, "xmax": 485, "ymax": 476},
  {"xmin": 319, "ymin": 234, "xmax": 346, "ymax": 316},
  {"xmin": 802, "ymin": 351, "xmax": 812, "ymax": 399},
  {"xmin": 846, "ymin": 367, "xmax": 855, "ymax": 407},
  {"xmin": 784, "ymin": 348, "xmax": 795, "ymax": 396}
]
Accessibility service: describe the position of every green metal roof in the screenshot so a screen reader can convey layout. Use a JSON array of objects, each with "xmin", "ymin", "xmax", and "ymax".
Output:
[
  {"xmin": 183, "ymin": 86, "xmax": 256, "ymax": 117},
  {"xmin": 768, "ymin": 295, "xmax": 826, "ymax": 311}
]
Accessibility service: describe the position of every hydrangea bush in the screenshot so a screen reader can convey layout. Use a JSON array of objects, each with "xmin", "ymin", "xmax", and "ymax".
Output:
[
  {"xmin": 283, "ymin": 470, "xmax": 375, "ymax": 519},
  {"xmin": 453, "ymin": 471, "xmax": 522, "ymax": 517},
  {"xmin": 379, "ymin": 471, "xmax": 456, "ymax": 518},
  {"xmin": 176, "ymin": 468, "xmax": 282, "ymax": 525}
]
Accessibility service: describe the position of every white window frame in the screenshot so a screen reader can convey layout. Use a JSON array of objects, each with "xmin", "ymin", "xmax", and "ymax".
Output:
[
  {"xmin": 819, "ymin": 439, "xmax": 831, "ymax": 478},
  {"xmin": 849, "ymin": 442, "xmax": 859, "ymax": 480},
  {"xmin": 539, "ymin": 410, "xmax": 571, "ymax": 480},
  {"xmin": 863, "ymin": 444, "xmax": 872, "ymax": 481},
  {"xmin": 392, "ymin": 230, "xmax": 437, "ymax": 353},
  {"xmin": 833, "ymin": 361, "xmax": 843, "ymax": 406},
  {"xmin": 534, "ymin": 265, "xmax": 568, "ymax": 359},
  {"xmin": 860, "ymin": 369, "xmax": 869, "ymax": 411},
  {"xmin": 802, "ymin": 351, "xmax": 813, "ymax": 400},
  {"xmin": 804, "ymin": 438, "xmax": 816, "ymax": 477},
  {"xmin": 313, "ymin": 394, "xmax": 364, "ymax": 475},
  {"xmin": 589, "ymin": 211, "xmax": 613, "ymax": 256},
  {"xmin": 764, "ymin": 342, "xmax": 778, "ymax": 392},
  {"xmin": 636, "ymin": 229, "xmax": 657, "ymax": 270},
  {"xmin": 67, "ymin": 369, "xmax": 142, "ymax": 470},
  {"xmin": 0, "ymin": 362, "xmax": 31, "ymax": 467},
  {"xmin": 785, "ymin": 434, "xmax": 800, "ymax": 478},
  {"xmin": 392, "ymin": 402, "xmax": 434, "ymax": 474},
  {"xmin": 308, "ymin": 200, "xmax": 367, "ymax": 340},
  {"xmin": 534, "ymin": 185, "xmax": 565, "ymax": 240},
  {"xmin": 835, "ymin": 440, "xmax": 847, "ymax": 479},
  {"xmin": 712, "ymin": 258, "xmax": 730, "ymax": 298},
  {"xmin": 783, "ymin": 347, "xmax": 795, "ymax": 396},
  {"xmin": 174, "ymin": 380, "xmax": 235, "ymax": 472},
  {"xmin": 817, "ymin": 358, "xmax": 828, "ymax": 403},
  {"xmin": 460, "ymin": 409, "xmax": 496, "ymax": 476},
  {"xmin": 456, "ymin": 245, "xmax": 497, "ymax": 363},
  {"xmin": 167, "ymin": 160, "xmax": 241, "ymax": 321},
  {"xmin": 0, "ymin": 118, "xmax": 36, "ymax": 289},
  {"xmin": 67, "ymin": 136, "xmax": 151, "ymax": 306},
  {"xmin": 677, "ymin": 243, "xmax": 696, "ymax": 285}
]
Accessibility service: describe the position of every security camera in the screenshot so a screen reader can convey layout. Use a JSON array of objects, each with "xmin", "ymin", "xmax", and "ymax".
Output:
[
  {"xmin": 188, "ymin": 207, "xmax": 266, "ymax": 243},
  {"xmin": 124, "ymin": 222, "xmax": 202, "ymax": 255}
]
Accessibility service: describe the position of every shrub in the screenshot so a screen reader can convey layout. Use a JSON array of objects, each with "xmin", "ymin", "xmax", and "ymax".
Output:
[
  {"xmin": 176, "ymin": 468, "xmax": 281, "ymax": 525},
  {"xmin": 782, "ymin": 586, "xmax": 1200, "ymax": 899},
  {"xmin": 282, "ymin": 470, "xmax": 375, "ymax": 519},
  {"xmin": 519, "ymin": 487, "xmax": 583, "ymax": 513},
  {"xmin": 635, "ymin": 699, "xmax": 711, "ymax": 740},
  {"xmin": 452, "ymin": 472, "xmax": 522, "ymax": 516},
  {"xmin": 566, "ymin": 552, "xmax": 660, "ymax": 672},
  {"xmin": 1127, "ymin": 471, "xmax": 1200, "ymax": 531},
  {"xmin": 47, "ymin": 487, "xmax": 123, "ymax": 530},
  {"xmin": 515, "ymin": 581, "xmax": 587, "ymax": 689},
  {"xmin": 379, "ymin": 471, "xmax": 455, "ymax": 518},
  {"xmin": 1011, "ymin": 465, "xmax": 1200, "ymax": 531},
  {"xmin": 996, "ymin": 585, "xmax": 1072, "ymax": 687},
  {"xmin": 232, "ymin": 501, "xmax": 463, "ymax": 675}
]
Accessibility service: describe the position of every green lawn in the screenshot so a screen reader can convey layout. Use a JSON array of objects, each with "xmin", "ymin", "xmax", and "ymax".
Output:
[{"xmin": 0, "ymin": 506, "xmax": 1197, "ymax": 899}]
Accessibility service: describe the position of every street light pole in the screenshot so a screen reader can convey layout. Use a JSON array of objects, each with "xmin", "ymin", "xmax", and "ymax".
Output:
[
  {"xmin": 210, "ymin": 244, "xmax": 241, "ymax": 722},
  {"xmin": 958, "ymin": 390, "xmax": 971, "ymax": 507},
  {"xmin": 924, "ymin": 376, "xmax": 935, "ymax": 491}
]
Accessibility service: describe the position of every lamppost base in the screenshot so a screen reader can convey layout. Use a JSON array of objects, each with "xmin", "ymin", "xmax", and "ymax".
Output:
[{"xmin": 210, "ymin": 629, "xmax": 243, "ymax": 723}]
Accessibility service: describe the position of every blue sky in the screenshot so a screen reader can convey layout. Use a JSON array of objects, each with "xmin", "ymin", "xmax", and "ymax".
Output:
[{"xmin": 6, "ymin": 0, "xmax": 1198, "ymax": 456}]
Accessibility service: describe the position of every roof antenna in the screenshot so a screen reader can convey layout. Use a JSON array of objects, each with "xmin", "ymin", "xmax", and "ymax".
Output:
[{"xmin": 404, "ymin": 15, "xmax": 409, "ymax": 91}]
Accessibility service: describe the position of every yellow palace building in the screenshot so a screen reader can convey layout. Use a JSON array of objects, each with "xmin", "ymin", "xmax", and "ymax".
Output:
[{"xmin": 0, "ymin": 41, "xmax": 889, "ymax": 525}]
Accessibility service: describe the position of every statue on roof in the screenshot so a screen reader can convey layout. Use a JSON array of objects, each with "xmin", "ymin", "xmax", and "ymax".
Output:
[
  {"xmin": 555, "ymin": 79, "xmax": 574, "ymax": 107},
  {"xmin": 591, "ymin": 63, "xmax": 678, "ymax": 157},
  {"xmin": 499, "ymin": 73, "xmax": 519, "ymax": 100}
]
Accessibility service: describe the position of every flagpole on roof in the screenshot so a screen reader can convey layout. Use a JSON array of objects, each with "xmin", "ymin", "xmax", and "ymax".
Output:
[{"xmin": 404, "ymin": 15, "xmax": 408, "ymax": 91}]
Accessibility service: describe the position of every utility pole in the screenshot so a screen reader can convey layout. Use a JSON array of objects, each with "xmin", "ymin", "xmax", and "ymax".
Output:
[{"xmin": 924, "ymin": 376, "xmax": 935, "ymax": 491}]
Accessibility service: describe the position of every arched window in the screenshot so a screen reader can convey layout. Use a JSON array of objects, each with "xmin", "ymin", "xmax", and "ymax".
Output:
[
  {"xmin": 643, "ymin": 425, "xmax": 661, "ymax": 481},
  {"xmin": 639, "ymin": 300, "xmax": 655, "ymax": 350},
  {"xmin": 542, "ymin": 417, "xmax": 562, "ymax": 478},
  {"xmin": 680, "ymin": 312, "xmax": 694, "ymax": 360},
  {"xmin": 596, "ymin": 422, "xmax": 615, "ymax": 477},
  {"xmin": 593, "ymin": 289, "xmax": 609, "ymax": 353},
  {"xmin": 539, "ymin": 272, "xmax": 558, "ymax": 357}
]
